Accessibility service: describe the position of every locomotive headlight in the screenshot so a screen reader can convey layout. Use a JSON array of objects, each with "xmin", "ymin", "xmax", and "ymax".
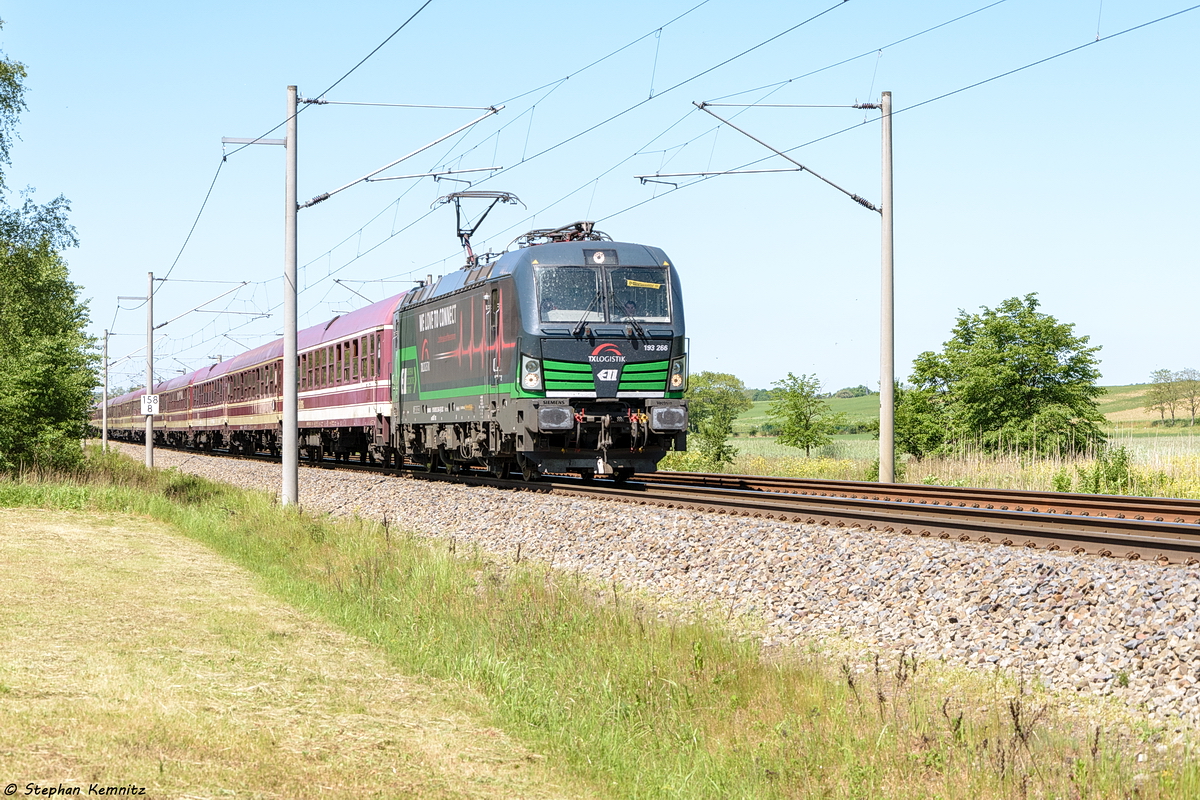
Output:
[
  {"xmin": 650, "ymin": 405, "xmax": 687, "ymax": 432},
  {"xmin": 521, "ymin": 354, "xmax": 543, "ymax": 391},
  {"xmin": 669, "ymin": 355, "xmax": 687, "ymax": 391},
  {"xmin": 537, "ymin": 405, "xmax": 575, "ymax": 430}
]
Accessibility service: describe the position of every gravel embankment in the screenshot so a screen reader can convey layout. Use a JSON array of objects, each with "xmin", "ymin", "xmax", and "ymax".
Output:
[{"xmin": 121, "ymin": 445, "xmax": 1200, "ymax": 729}]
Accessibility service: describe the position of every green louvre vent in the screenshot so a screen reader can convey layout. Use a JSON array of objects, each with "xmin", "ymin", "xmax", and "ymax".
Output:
[
  {"xmin": 542, "ymin": 358, "xmax": 669, "ymax": 393},
  {"xmin": 544, "ymin": 359, "xmax": 594, "ymax": 392},
  {"xmin": 620, "ymin": 360, "xmax": 668, "ymax": 392}
]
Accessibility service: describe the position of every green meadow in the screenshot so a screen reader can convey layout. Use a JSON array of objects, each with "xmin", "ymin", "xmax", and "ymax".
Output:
[{"xmin": 676, "ymin": 386, "xmax": 1200, "ymax": 497}]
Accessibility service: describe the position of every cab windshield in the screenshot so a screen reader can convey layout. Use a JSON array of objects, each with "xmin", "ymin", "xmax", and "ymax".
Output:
[
  {"xmin": 536, "ymin": 265, "xmax": 671, "ymax": 324},
  {"xmin": 536, "ymin": 266, "xmax": 602, "ymax": 323},
  {"xmin": 610, "ymin": 266, "xmax": 670, "ymax": 323}
]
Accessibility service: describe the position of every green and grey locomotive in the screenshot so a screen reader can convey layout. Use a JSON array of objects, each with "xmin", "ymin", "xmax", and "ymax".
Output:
[{"xmin": 392, "ymin": 221, "xmax": 688, "ymax": 481}]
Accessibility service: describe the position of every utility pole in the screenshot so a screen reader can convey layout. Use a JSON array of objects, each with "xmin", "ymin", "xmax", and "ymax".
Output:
[
  {"xmin": 224, "ymin": 90, "xmax": 500, "ymax": 508},
  {"xmin": 102, "ymin": 330, "xmax": 109, "ymax": 453},
  {"xmin": 145, "ymin": 271, "xmax": 154, "ymax": 469},
  {"xmin": 283, "ymin": 85, "xmax": 299, "ymax": 507},
  {"xmin": 878, "ymin": 91, "xmax": 895, "ymax": 483},
  {"xmin": 638, "ymin": 94, "xmax": 896, "ymax": 482}
]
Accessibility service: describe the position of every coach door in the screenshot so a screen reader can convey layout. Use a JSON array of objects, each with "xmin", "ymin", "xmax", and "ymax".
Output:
[{"xmin": 485, "ymin": 287, "xmax": 501, "ymax": 411}]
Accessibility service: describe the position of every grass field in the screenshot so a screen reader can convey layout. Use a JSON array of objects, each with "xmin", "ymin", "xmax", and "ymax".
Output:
[
  {"xmin": 0, "ymin": 508, "xmax": 575, "ymax": 799},
  {"xmin": 2, "ymin": 450, "xmax": 1196, "ymax": 798}
]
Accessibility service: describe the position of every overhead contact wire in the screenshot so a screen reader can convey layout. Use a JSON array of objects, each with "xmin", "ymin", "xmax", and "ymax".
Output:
[{"xmin": 223, "ymin": 0, "xmax": 438, "ymax": 160}]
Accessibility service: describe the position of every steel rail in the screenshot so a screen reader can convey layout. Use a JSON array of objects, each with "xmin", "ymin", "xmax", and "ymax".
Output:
[
  {"xmin": 641, "ymin": 472, "xmax": 1200, "ymax": 525},
  {"xmin": 546, "ymin": 479, "xmax": 1200, "ymax": 566}
]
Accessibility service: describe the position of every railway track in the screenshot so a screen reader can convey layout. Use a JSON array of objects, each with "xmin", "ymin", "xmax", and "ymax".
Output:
[
  {"xmin": 118, "ymin": 442, "xmax": 1200, "ymax": 566},
  {"xmin": 550, "ymin": 474, "xmax": 1200, "ymax": 566}
]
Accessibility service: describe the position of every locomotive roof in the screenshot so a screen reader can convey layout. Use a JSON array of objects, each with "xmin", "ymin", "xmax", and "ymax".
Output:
[
  {"xmin": 501, "ymin": 240, "xmax": 671, "ymax": 270},
  {"xmin": 424, "ymin": 240, "xmax": 673, "ymax": 301}
]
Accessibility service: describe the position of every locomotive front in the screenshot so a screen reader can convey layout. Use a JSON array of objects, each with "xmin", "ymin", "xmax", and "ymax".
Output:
[{"xmin": 505, "ymin": 233, "xmax": 688, "ymax": 480}]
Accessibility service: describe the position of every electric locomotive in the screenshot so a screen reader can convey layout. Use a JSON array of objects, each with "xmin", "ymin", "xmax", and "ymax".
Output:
[{"xmin": 392, "ymin": 220, "xmax": 688, "ymax": 481}]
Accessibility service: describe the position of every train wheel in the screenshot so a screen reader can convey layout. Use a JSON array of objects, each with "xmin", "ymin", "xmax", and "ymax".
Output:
[
  {"xmin": 517, "ymin": 456, "xmax": 539, "ymax": 483},
  {"xmin": 612, "ymin": 467, "xmax": 635, "ymax": 484},
  {"xmin": 488, "ymin": 459, "xmax": 510, "ymax": 479},
  {"xmin": 578, "ymin": 468, "xmax": 595, "ymax": 483}
]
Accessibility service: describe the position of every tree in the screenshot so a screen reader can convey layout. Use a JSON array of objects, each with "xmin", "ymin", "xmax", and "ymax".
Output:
[
  {"xmin": 1145, "ymin": 369, "xmax": 1183, "ymax": 425},
  {"xmin": 766, "ymin": 373, "xmax": 844, "ymax": 456},
  {"xmin": 0, "ymin": 25, "xmax": 95, "ymax": 472},
  {"xmin": 684, "ymin": 371, "xmax": 751, "ymax": 466},
  {"xmin": 1175, "ymin": 368, "xmax": 1199, "ymax": 426},
  {"xmin": 905, "ymin": 294, "xmax": 1105, "ymax": 456},
  {"xmin": 892, "ymin": 383, "xmax": 947, "ymax": 459}
]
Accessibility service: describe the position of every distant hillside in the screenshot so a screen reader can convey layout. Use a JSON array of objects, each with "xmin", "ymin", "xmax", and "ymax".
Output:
[{"xmin": 735, "ymin": 385, "xmax": 1187, "ymax": 434}]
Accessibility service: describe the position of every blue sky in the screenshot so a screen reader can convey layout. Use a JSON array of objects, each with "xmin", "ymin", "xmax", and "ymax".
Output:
[{"xmin": 5, "ymin": 1, "xmax": 1197, "ymax": 393}]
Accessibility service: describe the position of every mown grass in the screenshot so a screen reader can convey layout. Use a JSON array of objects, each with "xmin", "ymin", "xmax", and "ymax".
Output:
[
  {"xmin": 3, "ymin": 449, "xmax": 1198, "ymax": 798},
  {"xmin": 0, "ymin": 508, "xmax": 568, "ymax": 798}
]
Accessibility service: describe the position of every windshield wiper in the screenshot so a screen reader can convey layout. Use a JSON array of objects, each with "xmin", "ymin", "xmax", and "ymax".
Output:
[{"xmin": 572, "ymin": 289, "xmax": 603, "ymax": 337}]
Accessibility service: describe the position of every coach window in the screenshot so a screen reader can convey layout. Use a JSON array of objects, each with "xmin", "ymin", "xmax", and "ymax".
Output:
[
  {"xmin": 353, "ymin": 337, "xmax": 361, "ymax": 381},
  {"xmin": 368, "ymin": 334, "xmax": 376, "ymax": 378},
  {"xmin": 344, "ymin": 340, "xmax": 352, "ymax": 382}
]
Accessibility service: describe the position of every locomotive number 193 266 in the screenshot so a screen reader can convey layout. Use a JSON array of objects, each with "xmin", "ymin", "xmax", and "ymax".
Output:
[{"xmin": 646, "ymin": 343, "xmax": 668, "ymax": 352}]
